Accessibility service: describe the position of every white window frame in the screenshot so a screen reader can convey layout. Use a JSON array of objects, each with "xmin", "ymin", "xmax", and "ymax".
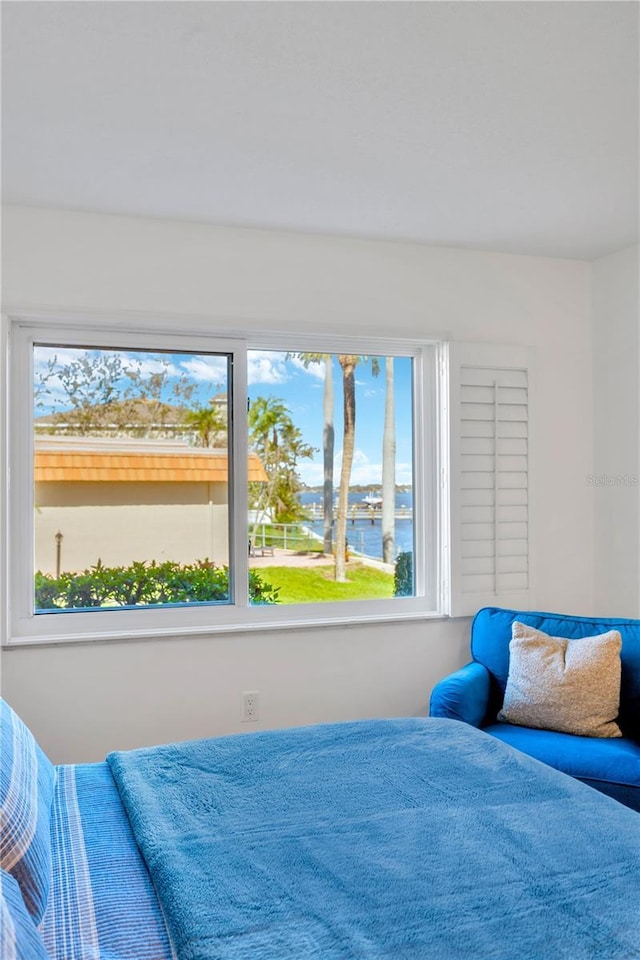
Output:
[{"xmin": 2, "ymin": 313, "xmax": 444, "ymax": 646}]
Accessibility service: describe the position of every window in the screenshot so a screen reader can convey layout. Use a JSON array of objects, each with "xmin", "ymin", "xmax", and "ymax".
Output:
[
  {"xmin": 33, "ymin": 343, "xmax": 233, "ymax": 611},
  {"xmin": 246, "ymin": 350, "xmax": 420, "ymax": 605},
  {"xmin": 5, "ymin": 318, "xmax": 441, "ymax": 644}
]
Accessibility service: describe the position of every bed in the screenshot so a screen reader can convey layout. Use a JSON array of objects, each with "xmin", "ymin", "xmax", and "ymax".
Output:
[{"xmin": 2, "ymin": 699, "xmax": 640, "ymax": 960}]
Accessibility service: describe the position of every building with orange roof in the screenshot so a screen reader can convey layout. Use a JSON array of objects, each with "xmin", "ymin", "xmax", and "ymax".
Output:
[{"xmin": 35, "ymin": 437, "xmax": 267, "ymax": 575}]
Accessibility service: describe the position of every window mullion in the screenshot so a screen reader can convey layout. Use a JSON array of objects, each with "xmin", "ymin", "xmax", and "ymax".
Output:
[{"xmin": 230, "ymin": 343, "xmax": 249, "ymax": 609}]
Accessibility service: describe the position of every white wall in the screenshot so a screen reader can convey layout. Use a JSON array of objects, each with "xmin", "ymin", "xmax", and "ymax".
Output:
[
  {"xmin": 1, "ymin": 206, "xmax": 595, "ymax": 761},
  {"xmin": 592, "ymin": 244, "xmax": 640, "ymax": 617}
]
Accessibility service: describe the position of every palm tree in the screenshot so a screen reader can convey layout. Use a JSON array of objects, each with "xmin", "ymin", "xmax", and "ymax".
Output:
[
  {"xmin": 248, "ymin": 395, "xmax": 289, "ymax": 526},
  {"xmin": 334, "ymin": 355, "xmax": 379, "ymax": 582},
  {"xmin": 334, "ymin": 355, "xmax": 358, "ymax": 582},
  {"xmin": 248, "ymin": 395, "xmax": 288, "ymax": 457},
  {"xmin": 271, "ymin": 418, "xmax": 316, "ymax": 521},
  {"xmin": 183, "ymin": 403, "xmax": 226, "ymax": 447},
  {"xmin": 381, "ymin": 357, "xmax": 395, "ymax": 564},
  {"xmin": 248, "ymin": 395, "xmax": 314, "ymax": 526},
  {"xmin": 321, "ymin": 356, "xmax": 335, "ymax": 555}
]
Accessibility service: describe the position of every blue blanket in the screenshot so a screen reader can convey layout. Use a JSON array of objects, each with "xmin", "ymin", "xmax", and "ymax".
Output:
[{"xmin": 107, "ymin": 717, "xmax": 640, "ymax": 960}]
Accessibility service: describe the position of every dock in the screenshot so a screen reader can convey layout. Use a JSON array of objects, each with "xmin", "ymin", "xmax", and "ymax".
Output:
[{"xmin": 305, "ymin": 504, "xmax": 413, "ymax": 523}]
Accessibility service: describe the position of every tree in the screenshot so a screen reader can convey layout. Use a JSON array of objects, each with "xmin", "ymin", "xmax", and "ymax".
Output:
[
  {"xmin": 248, "ymin": 395, "xmax": 315, "ymax": 525},
  {"xmin": 334, "ymin": 355, "xmax": 379, "ymax": 582},
  {"xmin": 248, "ymin": 395, "xmax": 289, "ymax": 466},
  {"xmin": 35, "ymin": 348, "xmax": 198, "ymax": 439},
  {"xmin": 182, "ymin": 403, "xmax": 226, "ymax": 447},
  {"xmin": 321, "ymin": 356, "xmax": 335, "ymax": 555},
  {"xmin": 334, "ymin": 356, "xmax": 358, "ymax": 582},
  {"xmin": 35, "ymin": 351, "xmax": 126, "ymax": 435},
  {"xmin": 290, "ymin": 353, "xmax": 335, "ymax": 555},
  {"xmin": 381, "ymin": 357, "xmax": 395, "ymax": 564},
  {"xmin": 271, "ymin": 417, "xmax": 316, "ymax": 521},
  {"xmin": 121, "ymin": 357, "xmax": 197, "ymax": 435}
]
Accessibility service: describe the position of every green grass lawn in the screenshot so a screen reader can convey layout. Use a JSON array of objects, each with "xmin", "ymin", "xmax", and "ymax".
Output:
[{"xmin": 256, "ymin": 562, "xmax": 394, "ymax": 604}]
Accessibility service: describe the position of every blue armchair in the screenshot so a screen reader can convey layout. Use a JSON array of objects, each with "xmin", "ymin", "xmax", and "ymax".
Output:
[{"xmin": 430, "ymin": 607, "xmax": 640, "ymax": 812}]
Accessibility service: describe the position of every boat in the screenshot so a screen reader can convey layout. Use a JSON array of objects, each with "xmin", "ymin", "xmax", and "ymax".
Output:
[{"xmin": 361, "ymin": 493, "xmax": 382, "ymax": 507}]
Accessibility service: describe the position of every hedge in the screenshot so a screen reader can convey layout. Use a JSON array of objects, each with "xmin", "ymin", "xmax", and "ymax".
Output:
[
  {"xmin": 394, "ymin": 550, "xmax": 413, "ymax": 597},
  {"xmin": 35, "ymin": 559, "xmax": 280, "ymax": 610}
]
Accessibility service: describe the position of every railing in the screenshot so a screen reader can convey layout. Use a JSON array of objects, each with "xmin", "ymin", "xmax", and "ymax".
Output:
[
  {"xmin": 249, "ymin": 523, "xmax": 322, "ymax": 555},
  {"xmin": 248, "ymin": 522, "xmax": 378, "ymax": 558}
]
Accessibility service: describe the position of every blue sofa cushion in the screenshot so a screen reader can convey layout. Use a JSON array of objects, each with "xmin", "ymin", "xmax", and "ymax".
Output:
[
  {"xmin": 0, "ymin": 699, "xmax": 56, "ymax": 923},
  {"xmin": 471, "ymin": 607, "xmax": 640, "ymax": 739},
  {"xmin": 484, "ymin": 722, "xmax": 640, "ymax": 788},
  {"xmin": 0, "ymin": 869, "xmax": 50, "ymax": 960}
]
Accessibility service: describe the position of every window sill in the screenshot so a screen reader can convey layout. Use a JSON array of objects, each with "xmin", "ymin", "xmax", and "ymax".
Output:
[{"xmin": 4, "ymin": 605, "xmax": 448, "ymax": 648}]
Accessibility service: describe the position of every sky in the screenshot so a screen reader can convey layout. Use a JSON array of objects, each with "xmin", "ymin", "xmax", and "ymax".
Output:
[
  {"xmin": 247, "ymin": 352, "xmax": 414, "ymax": 487},
  {"xmin": 33, "ymin": 346, "xmax": 414, "ymax": 487}
]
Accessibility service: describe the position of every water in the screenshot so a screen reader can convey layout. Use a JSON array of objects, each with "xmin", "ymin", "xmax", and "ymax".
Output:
[{"xmin": 299, "ymin": 491, "xmax": 413, "ymax": 561}]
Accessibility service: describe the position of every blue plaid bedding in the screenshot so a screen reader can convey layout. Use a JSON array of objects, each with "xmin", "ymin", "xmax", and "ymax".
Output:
[
  {"xmin": 0, "ymin": 698, "xmax": 56, "ymax": 924},
  {"xmin": 40, "ymin": 761, "xmax": 173, "ymax": 960}
]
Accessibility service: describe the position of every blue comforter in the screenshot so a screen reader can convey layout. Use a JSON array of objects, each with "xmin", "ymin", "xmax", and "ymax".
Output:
[{"xmin": 107, "ymin": 717, "xmax": 640, "ymax": 960}]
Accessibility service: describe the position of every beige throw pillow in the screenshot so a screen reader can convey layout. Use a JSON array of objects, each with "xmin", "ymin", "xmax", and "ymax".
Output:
[{"xmin": 497, "ymin": 622, "xmax": 622, "ymax": 738}]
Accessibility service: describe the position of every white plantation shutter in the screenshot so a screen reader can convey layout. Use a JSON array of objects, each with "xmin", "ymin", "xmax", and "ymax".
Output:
[{"xmin": 448, "ymin": 342, "xmax": 532, "ymax": 617}]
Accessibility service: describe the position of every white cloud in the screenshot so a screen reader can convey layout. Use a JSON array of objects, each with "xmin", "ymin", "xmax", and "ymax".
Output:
[
  {"xmin": 33, "ymin": 346, "xmax": 126, "ymax": 412},
  {"xmin": 395, "ymin": 462, "xmax": 414, "ymax": 485},
  {"xmin": 350, "ymin": 459, "xmax": 413, "ymax": 486},
  {"xmin": 125, "ymin": 356, "xmax": 183, "ymax": 378},
  {"xmin": 349, "ymin": 463, "xmax": 382, "ymax": 485},
  {"xmin": 297, "ymin": 461, "xmax": 326, "ymax": 486},
  {"xmin": 33, "ymin": 346, "xmax": 229, "ymax": 413},
  {"xmin": 334, "ymin": 447, "xmax": 371, "ymax": 469},
  {"xmin": 179, "ymin": 356, "xmax": 228, "ymax": 383},
  {"xmin": 307, "ymin": 448, "xmax": 382, "ymax": 486},
  {"xmin": 298, "ymin": 451, "xmax": 413, "ymax": 488},
  {"xmin": 247, "ymin": 351, "xmax": 289, "ymax": 385},
  {"xmin": 289, "ymin": 355, "xmax": 325, "ymax": 380},
  {"xmin": 33, "ymin": 347, "xmax": 77, "ymax": 410},
  {"xmin": 34, "ymin": 345, "xmax": 80, "ymax": 370},
  {"xmin": 299, "ymin": 457, "xmax": 381, "ymax": 487}
]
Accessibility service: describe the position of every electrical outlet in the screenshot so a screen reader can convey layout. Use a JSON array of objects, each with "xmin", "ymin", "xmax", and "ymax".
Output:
[{"xmin": 242, "ymin": 690, "xmax": 259, "ymax": 722}]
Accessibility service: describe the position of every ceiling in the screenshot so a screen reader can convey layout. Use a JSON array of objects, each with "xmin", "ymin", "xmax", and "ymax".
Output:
[{"xmin": 1, "ymin": 1, "xmax": 638, "ymax": 260}]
